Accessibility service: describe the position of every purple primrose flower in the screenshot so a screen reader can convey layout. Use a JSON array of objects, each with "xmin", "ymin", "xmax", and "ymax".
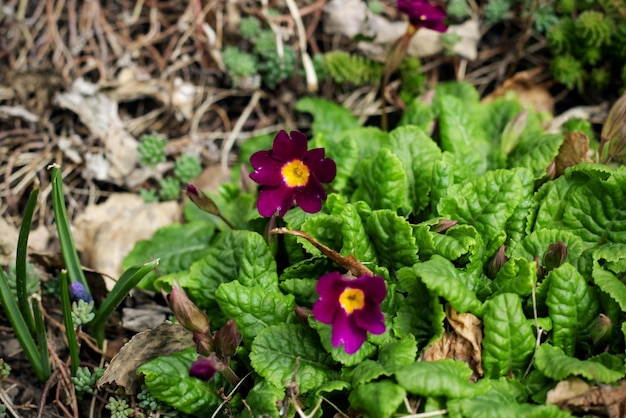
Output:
[
  {"xmin": 249, "ymin": 130, "xmax": 336, "ymax": 217},
  {"xmin": 312, "ymin": 272, "xmax": 386, "ymax": 354},
  {"xmin": 397, "ymin": 0, "xmax": 448, "ymax": 33}
]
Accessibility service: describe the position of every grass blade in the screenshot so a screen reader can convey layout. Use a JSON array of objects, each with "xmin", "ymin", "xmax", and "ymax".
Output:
[
  {"xmin": 90, "ymin": 260, "xmax": 159, "ymax": 347},
  {"xmin": 31, "ymin": 295, "xmax": 51, "ymax": 378},
  {"xmin": 51, "ymin": 167, "xmax": 89, "ymax": 290},
  {"xmin": 0, "ymin": 269, "xmax": 46, "ymax": 381},
  {"xmin": 16, "ymin": 187, "xmax": 39, "ymax": 334}
]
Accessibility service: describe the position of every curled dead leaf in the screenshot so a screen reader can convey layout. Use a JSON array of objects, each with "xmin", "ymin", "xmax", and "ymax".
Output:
[
  {"xmin": 547, "ymin": 378, "xmax": 626, "ymax": 418},
  {"xmin": 554, "ymin": 131, "xmax": 592, "ymax": 177}
]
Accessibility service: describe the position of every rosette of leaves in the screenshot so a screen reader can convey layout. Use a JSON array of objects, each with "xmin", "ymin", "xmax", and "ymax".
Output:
[{"xmin": 122, "ymin": 82, "xmax": 626, "ymax": 417}]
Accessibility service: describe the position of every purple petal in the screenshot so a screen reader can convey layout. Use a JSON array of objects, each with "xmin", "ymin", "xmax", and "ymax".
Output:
[
  {"xmin": 303, "ymin": 149, "xmax": 337, "ymax": 184},
  {"xmin": 249, "ymin": 158, "xmax": 283, "ymax": 187},
  {"xmin": 189, "ymin": 356, "xmax": 219, "ymax": 381},
  {"xmin": 315, "ymin": 272, "xmax": 346, "ymax": 301},
  {"xmin": 397, "ymin": 0, "xmax": 448, "ymax": 32},
  {"xmin": 272, "ymin": 130, "xmax": 308, "ymax": 162},
  {"xmin": 257, "ymin": 186, "xmax": 295, "ymax": 217},
  {"xmin": 332, "ymin": 310, "xmax": 367, "ymax": 354},
  {"xmin": 350, "ymin": 275, "xmax": 387, "ymax": 304},
  {"xmin": 353, "ymin": 302, "xmax": 386, "ymax": 335},
  {"xmin": 294, "ymin": 177, "xmax": 326, "ymax": 214},
  {"xmin": 250, "ymin": 150, "xmax": 273, "ymax": 169},
  {"xmin": 312, "ymin": 298, "xmax": 337, "ymax": 324}
]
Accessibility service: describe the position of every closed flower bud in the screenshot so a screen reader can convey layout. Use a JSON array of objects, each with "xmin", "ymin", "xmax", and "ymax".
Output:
[
  {"xmin": 213, "ymin": 319, "xmax": 242, "ymax": 360},
  {"xmin": 543, "ymin": 241, "xmax": 568, "ymax": 273},
  {"xmin": 189, "ymin": 353, "xmax": 224, "ymax": 382},
  {"xmin": 590, "ymin": 313, "xmax": 613, "ymax": 345},
  {"xmin": 500, "ymin": 110, "xmax": 528, "ymax": 156},
  {"xmin": 293, "ymin": 306, "xmax": 313, "ymax": 326},
  {"xmin": 163, "ymin": 282, "xmax": 210, "ymax": 335},
  {"xmin": 432, "ymin": 219, "xmax": 457, "ymax": 234},
  {"xmin": 70, "ymin": 281, "xmax": 93, "ymax": 304},
  {"xmin": 600, "ymin": 92, "xmax": 626, "ymax": 163},
  {"xmin": 186, "ymin": 184, "xmax": 220, "ymax": 215},
  {"xmin": 487, "ymin": 245, "xmax": 508, "ymax": 278}
]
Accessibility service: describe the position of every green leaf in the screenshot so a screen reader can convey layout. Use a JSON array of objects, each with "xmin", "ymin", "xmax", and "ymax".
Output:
[
  {"xmin": 348, "ymin": 381, "xmax": 406, "ymax": 418},
  {"xmin": 243, "ymin": 381, "xmax": 283, "ymax": 418},
  {"xmin": 318, "ymin": 132, "xmax": 359, "ymax": 192},
  {"xmin": 432, "ymin": 81, "xmax": 480, "ymax": 117},
  {"xmin": 456, "ymin": 390, "xmax": 573, "ymax": 418},
  {"xmin": 378, "ymin": 335, "xmax": 417, "ymax": 372},
  {"xmin": 430, "ymin": 225, "xmax": 485, "ymax": 264},
  {"xmin": 137, "ymin": 348, "xmax": 221, "ymax": 414},
  {"xmin": 438, "ymin": 169, "xmax": 523, "ymax": 246},
  {"xmin": 511, "ymin": 229, "xmax": 584, "ymax": 265},
  {"xmin": 437, "ymin": 95, "xmax": 490, "ymax": 175},
  {"xmin": 491, "ymin": 257, "xmax": 537, "ymax": 297},
  {"xmin": 215, "ymin": 281, "xmax": 295, "ymax": 344},
  {"xmin": 123, "ymin": 222, "xmax": 215, "ymax": 290},
  {"xmin": 366, "ymin": 210, "xmax": 419, "ymax": 274},
  {"xmin": 389, "ymin": 126, "xmax": 443, "ymax": 213},
  {"xmin": 279, "ymin": 256, "xmax": 329, "ymax": 281},
  {"xmin": 300, "ymin": 214, "xmax": 343, "ymax": 256},
  {"xmin": 250, "ymin": 324, "xmax": 337, "ymax": 393},
  {"xmin": 509, "ymin": 133, "xmax": 563, "ymax": 179},
  {"xmin": 343, "ymin": 360, "xmax": 389, "ymax": 386},
  {"xmin": 480, "ymin": 97, "xmax": 524, "ymax": 146},
  {"xmin": 505, "ymin": 167, "xmax": 535, "ymax": 247},
  {"xmin": 546, "ymin": 263, "xmax": 599, "ymax": 355},
  {"xmin": 295, "ymin": 97, "xmax": 360, "ymax": 137},
  {"xmin": 353, "ymin": 148, "xmax": 409, "ymax": 212},
  {"xmin": 394, "ymin": 269, "xmax": 445, "ymax": 348},
  {"xmin": 340, "ymin": 203, "xmax": 377, "ymax": 264},
  {"xmin": 279, "ymin": 278, "xmax": 318, "ymax": 305},
  {"xmin": 592, "ymin": 244, "xmax": 626, "ymax": 311},
  {"xmin": 482, "ymin": 293, "xmax": 535, "ymax": 379},
  {"xmin": 430, "ymin": 159, "xmax": 454, "ymax": 211},
  {"xmin": 174, "ymin": 230, "xmax": 277, "ymax": 309},
  {"xmin": 413, "ymin": 256, "xmax": 483, "ymax": 314},
  {"xmin": 395, "ymin": 359, "xmax": 480, "ymax": 398},
  {"xmin": 534, "ymin": 344, "xmax": 625, "ymax": 383},
  {"xmin": 398, "ymin": 98, "xmax": 434, "ymax": 131}
]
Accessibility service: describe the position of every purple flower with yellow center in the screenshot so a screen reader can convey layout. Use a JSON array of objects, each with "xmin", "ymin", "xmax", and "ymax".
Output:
[
  {"xmin": 312, "ymin": 272, "xmax": 386, "ymax": 354},
  {"xmin": 397, "ymin": 0, "xmax": 448, "ymax": 33},
  {"xmin": 249, "ymin": 130, "xmax": 336, "ymax": 217}
]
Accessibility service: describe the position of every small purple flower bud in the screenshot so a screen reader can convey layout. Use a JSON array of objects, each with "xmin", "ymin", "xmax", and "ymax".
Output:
[
  {"xmin": 70, "ymin": 281, "xmax": 93, "ymax": 304},
  {"xmin": 163, "ymin": 282, "xmax": 210, "ymax": 335},
  {"xmin": 189, "ymin": 353, "xmax": 224, "ymax": 381},
  {"xmin": 590, "ymin": 313, "xmax": 613, "ymax": 345},
  {"xmin": 535, "ymin": 256, "xmax": 545, "ymax": 280},
  {"xmin": 600, "ymin": 91, "xmax": 626, "ymax": 163},
  {"xmin": 213, "ymin": 319, "xmax": 241, "ymax": 360},
  {"xmin": 293, "ymin": 306, "xmax": 313, "ymax": 327},
  {"xmin": 186, "ymin": 184, "xmax": 220, "ymax": 215},
  {"xmin": 487, "ymin": 245, "xmax": 508, "ymax": 278},
  {"xmin": 432, "ymin": 219, "xmax": 457, "ymax": 234},
  {"xmin": 543, "ymin": 241, "xmax": 568, "ymax": 273}
]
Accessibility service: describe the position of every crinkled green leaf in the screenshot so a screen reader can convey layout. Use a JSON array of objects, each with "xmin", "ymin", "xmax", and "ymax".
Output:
[
  {"xmin": 279, "ymin": 256, "xmax": 329, "ymax": 281},
  {"xmin": 508, "ymin": 133, "xmax": 563, "ymax": 179},
  {"xmin": 250, "ymin": 324, "xmax": 337, "ymax": 393},
  {"xmin": 511, "ymin": 229, "xmax": 584, "ymax": 265},
  {"xmin": 303, "ymin": 380, "xmax": 351, "ymax": 416},
  {"xmin": 366, "ymin": 210, "xmax": 419, "ymax": 275},
  {"xmin": 312, "ymin": 322, "xmax": 377, "ymax": 366},
  {"xmin": 348, "ymin": 381, "xmax": 406, "ymax": 418},
  {"xmin": 295, "ymin": 97, "xmax": 360, "ymax": 137},
  {"xmin": 395, "ymin": 359, "xmax": 480, "ymax": 398},
  {"xmin": 592, "ymin": 244, "xmax": 626, "ymax": 311},
  {"xmin": 430, "ymin": 225, "xmax": 484, "ymax": 264},
  {"xmin": 343, "ymin": 360, "xmax": 389, "ymax": 386},
  {"xmin": 300, "ymin": 214, "xmax": 343, "ymax": 256},
  {"xmin": 315, "ymin": 133, "xmax": 359, "ymax": 192},
  {"xmin": 137, "ymin": 348, "xmax": 221, "ymax": 414},
  {"xmin": 438, "ymin": 169, "xmax": 523, "ymax": 246},
  {"xmin": 353, "ymin": 148, "xmax": 409, "ymax": 212},
  {"xmin": 173, "ymin": 230, "xmax": 277, "ymax": 309},
  {"xmin": 340, "ymin": 203, "xmax": 378, "ymax": 264},
  {"xmin": 430, "ymin": 159, "xmax": 454, "ymax": 212},
  {"xmin": 534, "ymin": 344, "xmax": 625, "ymax": 383},
  {"xmin": 215, "ymin": 281, "xmax": 295, "ymax": 344},
  {"xmin": 123, "ymin": 222, "xmax": 215, "ymax": 290},
  {"xmin": 438, "ymin": 96, "xmax": 489, "ymax": 175},
  {"xmin": 480, "ymin": 97, "xmax": 524, "ymax": 147},
  {"xmin": 546, "ymin": 263, "xmax": 599, "ymax": 355},
  {"xmin": 279, "ymin": 278, "xmax": 318, "ymax": 305},
  {"xmin": 432, "ymin": 81, "xmax": 480, "ymax": 117},
  {"xmin": 482, "ymin": 293, "xmax": 535, "ymax": 379},
  {"xmin": 394, "ymin": 269, "xmax": 445, "ymax": 348},
  {"xmin": 413, "ymin": 255, "xmax": 483, "ymax": 314},
  {"xmin": 491, "ymin": 257, "xmax": 537, "ymax": 297},
  {"xmin": 337, "ymin": 127, "xmax": 390, "ymax": 162},
  {"xmin": 455, "ymin": 390, "xmax": 572, "ymax": 418},
  {"xmin": 183, "ymin": 185, "xmax": 257, "ymax": 229},
  {"xmin": 398, "ymin": 97, "xmax": 434, "ymax": 130},
  {"xmin": 378, "ymin": 335, "xmax": 417, "ymax": 372},
  {"xmin": 243, "ymin": 380, "xmax": 283, "ymax": 418},
  {"xmin": 389, "ymin": 126, "xmax": 442, "ymax": 213},
  {"xmin": 505, "ymin": 168, "xmax": 535, "ymax": 247},
  {"xmin": 562, "ymin": 177, "xmax": 626, "ymax": 247}
]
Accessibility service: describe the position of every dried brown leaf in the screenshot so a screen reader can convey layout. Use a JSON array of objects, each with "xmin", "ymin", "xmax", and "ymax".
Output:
[
  {"xmin": 446, "ymin": 305, "xmax": 483, "ymax": 377},
  {"xmin": 547, "ymin": 378, "xmax": 626, "ymax": 418},
  {"xmin": 554, "ymin": 131, "xmax": 591, "ymax": 177},
  {"xmin": 482, "ymin": 69, "xmax": 554, "ymax": 116},
  {"xmin": 98, "ymin": 322, "xmax": 194, "ymax": 394}
]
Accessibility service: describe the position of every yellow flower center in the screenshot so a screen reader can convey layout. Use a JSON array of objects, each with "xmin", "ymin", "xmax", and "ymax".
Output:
[
  {"xmin": 339, "ymin": 288, "xmax": 365, "ymax": 314},
  {"xmin": 420, "ymin": 15, "xmax": 427, "ymax": 21},
  {"xmin": 281, "ymin": 159, "xmax": 310, "ymax": 188}
]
